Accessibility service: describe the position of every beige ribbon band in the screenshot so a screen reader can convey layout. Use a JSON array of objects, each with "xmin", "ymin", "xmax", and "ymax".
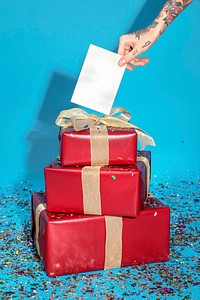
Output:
[
  {"xmin": 82, "ymin": 166, "xmax": 102, "ymax": 215},
  {"xmin": 90, "ymin": 125, "xmax": 109, "ymax": 166},
  {"xmin": 137, "ymin": 155, "xmax": 150, "ymax": 194},
  {"xmin": 104, "ymin": 216, "xmax": 123, "ymax": 270},
  {"xmin": 35, "ymin": 203, "xmax": 46, "ymax": 259}
]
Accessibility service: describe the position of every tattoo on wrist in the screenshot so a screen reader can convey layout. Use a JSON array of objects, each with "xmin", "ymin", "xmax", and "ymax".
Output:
[
  {"xmin": 142, "ymin": 41, "xmax": 151, "ymax": 48},
  {"xmin": 131, "ymin": 21, "xmax": 159, "ymax": 40},
  {"xmin": 150, "ymin": 21, "xmax": 159, "ymax": 28}
]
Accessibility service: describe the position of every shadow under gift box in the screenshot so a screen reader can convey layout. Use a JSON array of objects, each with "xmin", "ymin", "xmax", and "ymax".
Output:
[
  {"xmin": 31, "ymin": 192, "xmax": 170, "ymax": 277},
  {"xmin": 59, "ymin": 127, "xmax": 137, "ymax": 166},
  {"xmin": 44, "ymin": 151, "xmax": 151, "ymax": 217}
]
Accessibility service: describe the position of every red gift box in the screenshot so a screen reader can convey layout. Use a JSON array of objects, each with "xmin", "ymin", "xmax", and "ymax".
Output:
[
  {"xmin": 59, "ymin": 126, "xmax": 137, "ymax": 166},
  {"xmin": 31, "ymin": 192, "xmax": 170, "ymax": 277},
  {"xmin": 44, "ymin": 151, "xmax": 151, "ymax": 217}
]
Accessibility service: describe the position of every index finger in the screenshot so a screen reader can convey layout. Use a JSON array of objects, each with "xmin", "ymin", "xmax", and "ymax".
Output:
[{"xmin": 118, "ymin": 42, "xmax": 126, "ymax": 55}]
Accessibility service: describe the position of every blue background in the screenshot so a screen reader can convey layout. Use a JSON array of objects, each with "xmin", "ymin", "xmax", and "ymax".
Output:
[{"xmin": 0, "ymin": 0, "xmax": 199, "ymax": 188}]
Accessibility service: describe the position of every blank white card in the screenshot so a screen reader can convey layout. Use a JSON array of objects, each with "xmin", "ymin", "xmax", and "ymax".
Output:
[{"xmin": 70, "ymin": 44, "xmax": 126, "ymax": 115}]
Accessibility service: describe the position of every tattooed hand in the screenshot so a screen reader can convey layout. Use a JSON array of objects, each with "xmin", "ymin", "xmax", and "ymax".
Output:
[
  {"xmin": 118, "ymin": 0, "xmax": 192, "ymax": 71},
  {"xmin": 118, "ymin": 27, "xmax": 156, "ymax": 71}
]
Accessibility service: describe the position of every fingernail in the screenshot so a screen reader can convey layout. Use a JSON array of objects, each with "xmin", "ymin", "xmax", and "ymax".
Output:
[{"xmin": 119, "ymin": 58, "xmax": 126, "ymax": 66}]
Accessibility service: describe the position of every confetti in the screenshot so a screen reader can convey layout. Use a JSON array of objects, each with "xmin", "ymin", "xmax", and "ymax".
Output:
[{"xmin": 0, "ymin": 171, "xmax": 199, "ymax": 299}]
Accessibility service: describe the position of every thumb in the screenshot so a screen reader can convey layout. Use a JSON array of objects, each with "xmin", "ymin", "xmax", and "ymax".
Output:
[{"xmin": 118, "ymin": 50, "xmax": 138, "ymax": 67}]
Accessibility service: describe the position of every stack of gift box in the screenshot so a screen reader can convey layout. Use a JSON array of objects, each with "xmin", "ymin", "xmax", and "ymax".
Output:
[{"xmin": 31, "ymin": 115, "xmax": 170, "ymax": 277}]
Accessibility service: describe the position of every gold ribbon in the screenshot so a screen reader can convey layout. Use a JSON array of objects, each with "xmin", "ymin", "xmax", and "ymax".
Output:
[
  {"xmin": 35, "ymin": 203, "xmax": 46, "ymax": 259},
  {"xmin": 90, "ymin": 125, "xmax": 109, "ymax": 166},
  {"xmin": 82, "ymin": 166, "xmax": 102, "ymax": 215},
  {"xmin": 55, "ymin": 106, "xmax": 155, "ymax": 150},
  {"xmin": 137, "ymin": 155, "xmax": 150, "ymax": 194},
  {"xmin": 104, "ymin": 216, "xmax": 123, "ymax": 270}
]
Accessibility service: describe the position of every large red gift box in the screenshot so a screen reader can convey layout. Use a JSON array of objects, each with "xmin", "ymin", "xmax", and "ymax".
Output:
[
  {"xmin": 31, "ymin": 192, "xmax": 170, "ymax": 277},
  {"xmin": 44, "ymin": 151, "xmax": 151, "ymax": 217},
  {"xmin": 59, "ymin": 126, "xmax": 137, "ymax": 166}
]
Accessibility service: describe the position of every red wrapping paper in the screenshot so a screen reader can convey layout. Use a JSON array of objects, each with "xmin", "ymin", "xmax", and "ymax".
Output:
[
  {"xmin": 60, "ymin": 127, "xmax": 137, "ymax": 166},
  {"xmin": 31, "ymin": 192, "xmax": 170, "ymax": 277},
  {"xmin": 44, "ymin": 151, "xmax": 151, "ymax": 217}
]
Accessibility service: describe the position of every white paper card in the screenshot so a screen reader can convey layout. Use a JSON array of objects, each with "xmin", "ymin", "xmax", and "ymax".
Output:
[{"xmin": 70, "ymin": 44, "xmax": 126, "ymax": 114}]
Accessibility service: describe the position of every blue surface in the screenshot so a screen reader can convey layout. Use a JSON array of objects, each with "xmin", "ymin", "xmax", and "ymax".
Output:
[
  {"xmin": 0, "ymin": 1, "xmax": 199, "ymax": 187},
  {"xmin": 0, "ymin": 171, "xmax": 199, "ymax": 299}
]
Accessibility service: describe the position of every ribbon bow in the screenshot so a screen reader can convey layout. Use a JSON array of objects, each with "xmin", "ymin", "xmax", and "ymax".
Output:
[{"xmin": 55, "ymin": 107, "xmax": 155, "ymax": 149}]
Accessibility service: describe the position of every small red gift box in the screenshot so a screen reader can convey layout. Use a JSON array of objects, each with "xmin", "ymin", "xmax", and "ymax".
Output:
[
  {"xmin": 44, "ymin": 151, "xmax": 151, "ymax": 217},
  {"xmin": 31, "ymin": 192, "xmax": 170, "ymax": 277},
  {"xmin": 59, "ymin": 126, "xmax": 137, "ymax": 166}
]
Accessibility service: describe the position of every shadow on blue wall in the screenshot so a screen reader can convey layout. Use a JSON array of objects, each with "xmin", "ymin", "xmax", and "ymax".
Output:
[
  {"xmin": 26, "ymin": 72, "xmax": 78, "ymax": 186},
  {"xmin": 129, "ymin": 0, "xmax": 166, "ymax": 30},
  {"xmin": 37, "ymin": 71, "xmax": 77, "ymax": 125}
]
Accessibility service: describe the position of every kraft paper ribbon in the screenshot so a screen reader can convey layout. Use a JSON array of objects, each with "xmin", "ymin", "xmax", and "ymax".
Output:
[
  {"xmin": 104, "ymin": 216, "xmax": 123, "ymax": 269},
  {"xmin": 55, "ymin": 107, "xmax": 155, "ymax": 150},
  {"xmin": 90, "ymin": 125, "xmax": 109, "ymax": 166},
  {"xmin": 137, "ymin": 155, "xmax": 150, "ymax": 194},
  {"xmin": 82, "ymin": 166, "xmax": 102, "ymax": 215},
  {"xmin": 35, "ymin": 203, "xmax": 46, "ymax": 259}
]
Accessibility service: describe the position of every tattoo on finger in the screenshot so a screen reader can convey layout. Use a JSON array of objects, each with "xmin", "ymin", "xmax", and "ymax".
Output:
[{"xmin": 142, "ymin": 41, "xmax": 151, "ymax": 48}]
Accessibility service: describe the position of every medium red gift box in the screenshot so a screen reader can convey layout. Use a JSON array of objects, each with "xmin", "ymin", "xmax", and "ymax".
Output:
[
  {"xmin": 59, "ymin": 126, "xmax": 137, "ymax": 166},
  {"xmin": 44, "ymin": 151, "xmax": 151, "ymax": 217},
  {"xmin": 31, "ymin": 192, "xmax": 170, "ymax": 277}
]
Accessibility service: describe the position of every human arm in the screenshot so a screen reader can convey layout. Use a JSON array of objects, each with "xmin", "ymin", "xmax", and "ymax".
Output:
[{"xmin": 118, "ymin": 0, "xmax": 192, "ymax": 71}]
